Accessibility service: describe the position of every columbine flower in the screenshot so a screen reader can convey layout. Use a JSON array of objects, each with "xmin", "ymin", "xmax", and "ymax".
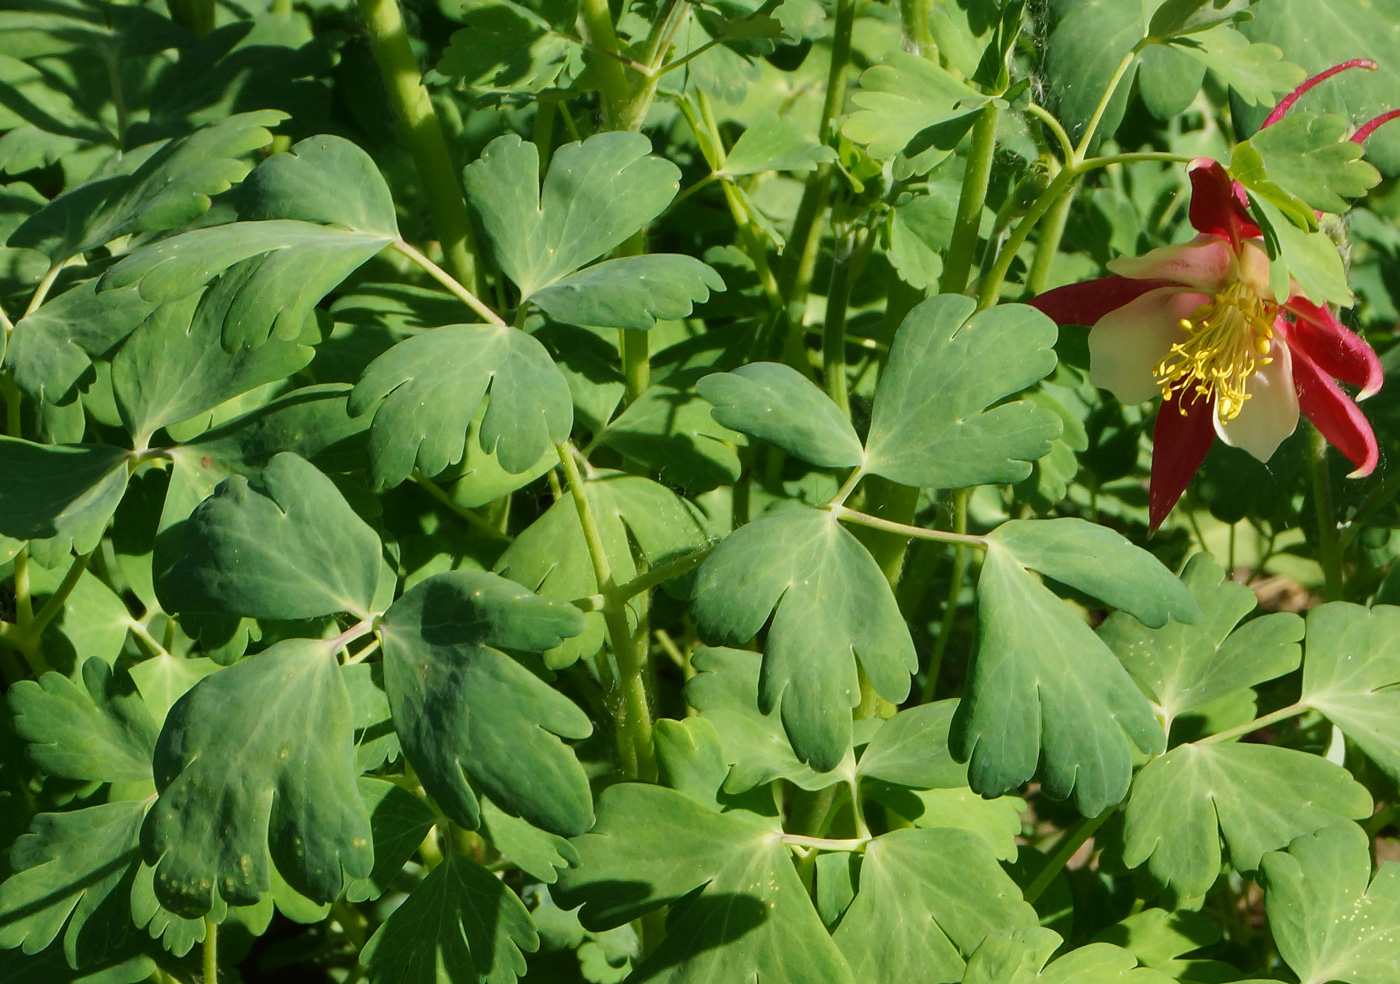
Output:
[{"xmin": 1032, "ymin": 65, "xmax": 1394, "ymax": 532}]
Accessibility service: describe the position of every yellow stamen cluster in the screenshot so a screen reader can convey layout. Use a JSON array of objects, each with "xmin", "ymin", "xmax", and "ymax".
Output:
[{"xmin": 1153, "ymin": 281, "xmax": 1279, "ymax": 420}]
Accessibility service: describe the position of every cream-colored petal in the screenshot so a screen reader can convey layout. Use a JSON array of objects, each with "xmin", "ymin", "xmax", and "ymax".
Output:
[
  {"xmin": 1214, "ymin": 344, "xmax": 1299, "ymax": 462},
  {"xmin": 1089, "ymin": 287, "xmax": 1210, "ymax": 405},
  {"xmin": 1107, "ymin": 235, "xmax": 1235, "ymax": 293},
  {"xmin": 1234, "ymin": 240, "xmax": 1273, "ymax": 299}
]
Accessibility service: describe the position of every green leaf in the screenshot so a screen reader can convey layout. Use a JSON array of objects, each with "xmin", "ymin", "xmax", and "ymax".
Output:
[
  {"xmin": 963, "ymin": 927, "xmax": 1177, "ymax": 984},
  {"xmin": 109, "ymin": 287, "xmax": 313, "ymax": 445},
  {"xmin": 98, "ymin": 219, "xmax": 393, "ymax": 353},
  {"xmin": 0, "ymin": 801, "xmax": 146, "ymax": 962},
  {"xmin": 1262, "ymin": 821, "xmax": 1400, "ymax": 984},
  {"xmin": 0, "ymin": 949, "xmax": 154, "ymax": 984},
  {"xmin": 527, "ymin": 254, "xmax": 724, "ymax": 331},
  {"xmin": 869, "ymin": 787, "xmax": 1025, "ymax": 862},
  {"xmin": 556, "ymin": 783, "xmax": 853, "ymax": 983},
  {"xmin": 684, "ymin": 646, "xmax": 831, "ymax": 793},
  {"xmin": 6, "ymin": 280, "xmax": 159, "ymax": 407},
  {"xmin": 887, "ymin": 186, "xmax": 959, "ymax": 290},
  {"xmin": 143, "ymin": 637, "xmax": 373, "ymax": 915},
  {"xmin": 1240, "ymin": 0, "xmax": 1400, "ymax": 176},
  {"xmin": 437, "ymin": 1, "xmax": 574, "ymax": 92},
  {"xmin": 495, "ymin": 472, "xmax": 708, "ymax": 667},
  {"xmin": 349, "ymin": 324, "xmax": 573, "ymax": 491},
  {"xmin": 653, "ymin": 716, "xmax": 729, "ymax": 812},
  {"xmin": 721, "ymin": 113, "xmax": 836, "ymax": 175},
  {"xmin": 843, "ymin": 53, "xmax": 988, "ymax": 175},
  {"xmin": 360, "ymin": 851, "xmax": 537, "ymax": 984},
  {"xmin": 951, "ymin": 538, "xmax": 1165, "ymax": 815},
  {"xmin": 833, "ymin": 828, "xmax": 1034, "ymax": 984},
  {"xmin": 988, "ymin": 519, "xmax": 1199, "ymax": 628},
  {"xmin": 8, "ymin": 660, "xmax": 157, "ymax": 783},
  {"xmin": 1091, "ymin": 907, "xmax": 1222, "ymax": 977},
  {"xmin": 128, "ymin": 654, "xmax": 221, "ymax": 726},
  {"xmin": 1100, "ymin": 553, "xmax": 1302, "ymax": 733},
  {"xmin": 597, "ymin": 382, "xmax": 744, "ymax": 493},
  {"xmin": 1251, "ymin": 194, "xmax": 1353, "ymax": 306},
  {"xmin": 463, "ymin": 133, "xmax": 679, "ymax": 298},
  {"xmin": 158, "ymin": 453, "xmax": 382, "ymax": 620},
  {"xmin": 1174, "ymin": 26, "xmax": 1304, "ymax": 107},
  {"xmin": 1232, "ymin": 112, "xmax": 1380, "ymax": 214},
  {"xmin": 692, "ymin": 505, "xmax": 916, "ymax": 772},
  {"xmin": 344, "ymin": 778, "xmax": 437, "ymax": 904},
  {"xmin": 863, "ymin": 296, "xmax": 1060, "ymax": 489},
  {"xmin": 697, "ymin": 363, "xmax": 863, "ymax": 469},
  {"xmin": 855, "ymin": 700, "xmax": 967, "ymax": 790},
  {"xmin": 0, "ymin": 438, "xmax": 129, "ymax": 553},
  {"xmin": 379, "ymin": 570, "xmax": 593, "ymax": 836},
  {"xmin": 1299, "ymin": 603, "xmax": 1400, "ymax": 785},
  {"xmin": 343, "ymin": 664, "xmax": 401, "ymax": 774},
  {"xmin": 1122, "ymin": 742, "xmax": 1372, "ymax": 899},
  {"xmin": 481, "ymin": 797, "xmax": 578, "ymax": 885},
  {"xmin": 9, "ymin": 111, "xmax": 286, "ymax": 261}
]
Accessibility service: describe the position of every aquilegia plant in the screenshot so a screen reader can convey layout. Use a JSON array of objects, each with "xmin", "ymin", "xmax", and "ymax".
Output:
[{"xmin": 4, "ymin": 1, "xmax": 1400, "ymax": 983}]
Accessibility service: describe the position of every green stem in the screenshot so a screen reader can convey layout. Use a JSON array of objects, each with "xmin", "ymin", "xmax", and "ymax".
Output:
[
  {"xmin": 357, "ymin": 0, "xmax": 481, "ymax": 292},
  {"xmin": 28, "ymin": 550, "xmax": 90, "ymax": 639},
  {"xmin": 616, "ymin": 0, "xmax": 687, "ymax": 131},
  {"xmin": 1074, "ymin": 49, "xmax": 1138, "ymax": 157},
  {"xmin": 1026, "ymin": 103, "xmax": 1074, "ymax": 163},
  {"xmin": 272, "ymin": 0, "xmax": 293, "ymax": 13},
  {"xmin": 1308, "ymin": 427, "xmax": 1344, "ymax": 601},
  {"xmin": 203, "ymin": 918, "xmax": 217, "ymax": 983},
  {"xmin": 860, "ymin": 479, "xmax": 922, "ymax": 586},
  {"xmin": 832, "ymin": 504, "xmax": 986, "ymax": 547},
  {"xmin": 391, "ymin": 239, "xmax": 503, "ymax": 326},
  {"xmin": 780, "ymin": 832, "xmax": 869, "ymax": 852},
  {"xmin": 620, "ymin": 316, "xmax": 651, "ymax": 404},
  {"xmin": 556, "ymin": 443, "xmax": 656, "ymax": 780},
  {"xmin": 1201, "ymin": 702, "xmax": 1309, "ymax": 745},
  {"xmin": 940, "ymin": 101, "xmax": 1000, "ymax": 295},
  {"xmin": 822, "ymin": 233, "xmax": 858, "ymax": 415},
  {"xmin": 977, "ymin": 165, "xmax": 1077, "ymax": 310},
  {"xmin": 26, "ymin": 261, "xmax": 65, "ymax": 316},
  {"xmin": 613, "ymin": 545, "xmax": 714, "ymax": 600},
  {"xmin": 103, "ymin": 49, "xmax": 128, "ymax": 146},
  {"xmin": 578, "ymin": 0, "xmax": 631, "ymax": 129},
  {"xmin": 923, "ymin": 490, "xmax": 968, "ymax": 702},
  {"xmin": 897, "ymin": 0, "xmax": 937, "ymax": 60},
  {"xmin": 1025, "ymin": 177, "xmax": 1076, "ymax": 297},
  {"xmin": 775, "ymin": 0, "xmax": 855, "ymax": 344},
  {"xmin": 12, "ymin": 549, "xmax": 31, "ymax": 626},
  {"xmin": 1024, "ymin": 808, "xmax": 1113, "ymax": 904},
  {"xmin": 412, "ymin": 471, "xmax": 513, "ymax": 542}
]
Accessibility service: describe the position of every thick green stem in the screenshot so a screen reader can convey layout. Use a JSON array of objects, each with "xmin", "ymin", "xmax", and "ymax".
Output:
[
  {"xmin": 939, "ymin": 102, "xmax": 1000, "ymax": 296},
  {"xmin": 578, "ymin": 0, "xmax": 632, "ymax": 129},
  {"xmin": 166, "ymin": 0, "xmax": 214, "ymax": 36},
  {"xmin": 897, "ymin": 0, "xmax": 937, "ymax": 60},
  {"xmin": 1308, "ymin": 428, "xmax": 1345, "ymax": 601},
  {"xmin": 1024, "ymin": 808, "xmax": 1114, "ymax": 904},
  {"xmin": 357, "ymin": 0, "xmax": 481, "ymax": 292},
  {"xmin": 822, "ymin": 234, "xmax": 857, "ymax": 415},
  {"xmin": 977, "ymin": 166, "xmax": 1076, "ymax": 309},
  {"xmin": 556, "ymin": 444, "xmax": 657, "ymax": 780},
  {"xmin": 1025, "ymin": 178, "xmax": 1076, "ymax": 296},
  {"xmin": 922, "ymin": 490, "xmax": 968, "ymax": 701},
  {"xmin": 616, "ymin": 0, "xmax": 687, "ymax": 131},
  {"xmin": 776, "ymin": 0, "xmax": 855, "ymax": 349},
  {"xmin": 203, "ymin": 918, "xmax": 218, "ymax": 983}
]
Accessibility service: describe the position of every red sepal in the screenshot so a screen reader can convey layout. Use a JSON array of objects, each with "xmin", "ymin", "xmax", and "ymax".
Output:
[
  {"xmin": 1029, "ymin": 275, "xmax": 1169, "ymax": 327},
  {"xmin": 1148, "ymin": 385, "xmax": 1217, "ymax": 533},
  {"xmin": 1282, "ymin": 299, "xmax": 1383, "ymax": 399},
  {"xmin": 1186, "ymin": 159, "xmax": 1261, "ymax": 246},
  {"xmin": 1288, "ymin": 337, "xmax": 1380, "ymax": 477}
]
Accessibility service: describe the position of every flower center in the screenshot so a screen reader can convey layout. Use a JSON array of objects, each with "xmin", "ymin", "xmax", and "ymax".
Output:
[{"xmin": 1153, "ymin": 281, "xmax": 1279, "ymax": 421}]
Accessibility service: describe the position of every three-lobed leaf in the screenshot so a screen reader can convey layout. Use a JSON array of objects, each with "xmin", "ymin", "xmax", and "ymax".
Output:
[
  {"xmin": 378, "ymin": 570, "xmax": 593, "ymax": 836},
  {"xmin": 863, "ymin": 295, "xmax": 1061, "ymax": 490},
  {"xmin": 692, "ymin": 505, "xmax": 916, "ymax": 772},
  {"xmin": 143, "ymin": 637, "xmax": 373, "ymax": 915}
]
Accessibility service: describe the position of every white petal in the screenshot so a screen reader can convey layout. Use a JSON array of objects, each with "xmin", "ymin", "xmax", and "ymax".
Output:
[
  {"xmin": 1089, "ymin": 287, "xmax": 1210, "ymax": 405},
  {"xmin": 1214, "ymin": 344, "xmax": 1299, "ymax": 462}
]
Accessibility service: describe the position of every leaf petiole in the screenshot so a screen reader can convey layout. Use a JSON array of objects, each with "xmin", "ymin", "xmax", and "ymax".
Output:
[
  {"xmin": 830, "ymin": 505, "xmax": 987, "ymax": 548},
  {"xmin": 391, "ymin": 239, "xmax": 506, "ymax": 327},
  {"xmin": 1199, "ymin": 701, "xmax": 1310, "ymax": 745}
]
